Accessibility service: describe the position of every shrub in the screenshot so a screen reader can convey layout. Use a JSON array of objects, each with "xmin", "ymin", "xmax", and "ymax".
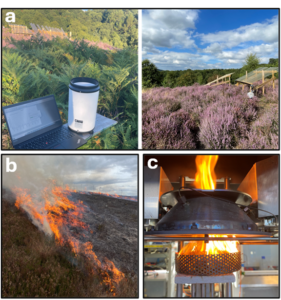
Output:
[
  {"xmin": 237, "ymin": 105, "xmax": 279, "ymax": 149},
  {"xmin": 142, "ymin": 81, "xmax": 279, "ymax": 149}
]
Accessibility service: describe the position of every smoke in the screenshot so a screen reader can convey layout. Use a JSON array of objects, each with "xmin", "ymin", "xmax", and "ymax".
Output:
[
  {"xmin": 2, "ymin": 155, "xmax": 86, "ymax": 235},
  {"xmin": 3, "ymin": 156, "xmax": 69, "ymax": 194},
  {"xmin": 2, "ymin": 155, "xmax": 134, "ymax": 288}
]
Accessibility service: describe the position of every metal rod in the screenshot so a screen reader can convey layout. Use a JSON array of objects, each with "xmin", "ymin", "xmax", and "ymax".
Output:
[
  {"xmin": 201, "ymin": 284, "xmax": 206, "ymax": 297},
  {"xmin": 221, "ymin": 283, "xmax": 225, "ymax": 298},
  {"xmin": 145, "ymin": 237, "xmax": 277, "ymax": 241},
  {"xmin": 205, "ymin": 283, "xmax": 210, "ymax": 297},
  {"xmin": 191, "ymin": 285, "xmax": 196, "ymax": 298},
  {"xmin": 224, "ymin": 177, "xmax": 229, "ymax": 190},
  {"xmin": 210, "ymin": 283, "xmax": 214, "ymax": 297},
  {"xmin": 178, "ymin": 241, "xmax": 184, "ymax": 252},
  {"xmin": 177, "ymin": 284, "xmax": 183, "ymax": 297},
  {"xmin": 219, "ymin": 283, "xmax": 222, "ymax": 297},
  {"xmin": 226, "ymin": 282, "xmax": 232, "ymax": 297},
  {"xmin": 177, "ymin": 241, "xmax": 184, "ymax": 297},
  {"xmin": 196, "ymin": 284, "xmax": 201, "ymax": 298},
  {"xmin": 180, "ymin": 176, "xmax": 185, "ymax": 189},
  {"xmin": 205, "ymin": 234, "xmax": 209, "ymax": 243}
]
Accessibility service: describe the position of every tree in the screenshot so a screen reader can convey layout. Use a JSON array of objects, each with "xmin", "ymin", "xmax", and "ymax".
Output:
[
  {"xmin": 142, "ymin": 59, "xmax": 161, "ymax": 88},
  {"xmin": 196, "ymin": 73, "xmax": 203, "ymax": 85},
  {"xmin": 126, "ymin": 14, "xmax": 134, "ymax": 28},
  {"xmin": 176, "ymin": 71, "xmax": 196, "ymax": 86},
  {"xmin": 269, "ymin": 58, "xmax": 278, "ymax": 67},
  {"xmin": 50, "ymin": 21, "xmax": 60, "ymax": 28},
  {"xmin": 162, "ymin": 72, "xmax": 179, "ymax": 88},
  {"xmin": 244, "ymin": 53, "xmax": 260, "ymax": 71}
]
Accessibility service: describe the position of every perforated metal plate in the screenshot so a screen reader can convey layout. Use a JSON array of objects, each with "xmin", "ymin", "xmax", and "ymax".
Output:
[{"xmin": 176, "ymin": 252, "xmax": 241, "ymax": 276}]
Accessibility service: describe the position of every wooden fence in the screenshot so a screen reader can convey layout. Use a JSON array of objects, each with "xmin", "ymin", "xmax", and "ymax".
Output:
[
  {"xmin": 205, "ymin": 73, "xmax": 234, "ymax": 87},
  {"xmin": 236, "ymin": 67, "xmax": 278, "ymax": 95},
  {"xmin": 9, "ymin": 23, "xmax": 68, "ymax": 38},
  {"xmin": 9, "ymin": 24, "xmax": 32, "ymax": 34}
]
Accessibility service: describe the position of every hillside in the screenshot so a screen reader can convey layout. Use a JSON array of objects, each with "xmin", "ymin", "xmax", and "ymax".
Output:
[
  {"xmin": 2, "ymin": 28, "xmax": 118, "ymax": 51},
  {"xmin": 2, "ymin": 34, "xmax": 138, "ymax": 150},
  {"xmin": 2, "ymin": 9, "xmax": 138, "ymax": 49},
  {"xmin": 72, "ymin": 192, "xmax": 138, "ymax": 275},
  {"xmin": 1, "ymin": 191, "xmax": 138, "ymax": 297},
  {"xmin": 142, "ymin": 82, "xmax": 278, "ymax": 150}
]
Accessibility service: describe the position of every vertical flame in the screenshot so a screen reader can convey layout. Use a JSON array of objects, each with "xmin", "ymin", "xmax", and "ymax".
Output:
[{"xmin": 194, "ymin": 155, "xmax": 219, "ymax": 190}]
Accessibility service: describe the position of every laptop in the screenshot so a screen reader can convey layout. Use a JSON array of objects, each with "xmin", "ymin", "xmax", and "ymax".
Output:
[{"xmin": 3, "ymin": 95, "xmax": 87, "ymax": 149}]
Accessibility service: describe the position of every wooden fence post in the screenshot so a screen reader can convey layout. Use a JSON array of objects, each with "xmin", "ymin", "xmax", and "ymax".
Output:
[{"xmin": 262, "ymin": 70, "xmax": 264, "ymax": 95}]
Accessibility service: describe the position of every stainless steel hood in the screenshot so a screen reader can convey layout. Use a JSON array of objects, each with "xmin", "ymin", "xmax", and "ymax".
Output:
[
  {"xmin": 146, "ymin": 189, "xmax": 272, "ymax": 238},
  {"xmin": 144, "ymin": 155, "xmax": 278, "ymax": 244}
]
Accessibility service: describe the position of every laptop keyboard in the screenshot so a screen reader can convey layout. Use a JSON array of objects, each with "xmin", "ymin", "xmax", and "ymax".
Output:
[{"xmin": 18, "ymin": 127, "xmax": 76, "ymax": 149}]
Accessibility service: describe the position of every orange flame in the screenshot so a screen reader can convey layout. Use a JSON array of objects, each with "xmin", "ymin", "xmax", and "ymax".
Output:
[
  {"xmin": 12, "ymin": 184, "xmax": 124, "ymax": 294},
  {"xmin": 179, "ymin": 235, "xmax": 239, "ymax": 255},
  {"xmin": 194, "ymin": 155, "xmax": 219, "ymax": 190}
]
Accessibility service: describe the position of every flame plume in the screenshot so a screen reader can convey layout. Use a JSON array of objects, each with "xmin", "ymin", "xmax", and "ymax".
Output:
[
  {"xmin": 12, "ymin": 182, "xmax": 124, "ymax": 295},
  {"xmin": 194, "ymin": 155, "xmax": 219, "ymax": 190}
]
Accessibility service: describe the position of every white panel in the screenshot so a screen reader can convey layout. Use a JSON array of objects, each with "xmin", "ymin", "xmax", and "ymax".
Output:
[{"xmin": 242, "ymin": 245, "xmax": 278, "ymax": 268}]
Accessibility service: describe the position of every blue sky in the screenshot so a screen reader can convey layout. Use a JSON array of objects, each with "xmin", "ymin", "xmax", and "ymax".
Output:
[{"xmin": 142, "ymin": 9, "xmax": 279, "ymax": 70}]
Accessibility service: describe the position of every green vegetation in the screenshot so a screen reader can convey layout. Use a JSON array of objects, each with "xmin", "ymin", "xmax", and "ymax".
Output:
[
  {"xmin": 2, "ymin": 35, "xmax": 138, "ymax": 149},
  {"xmin": 2, "ymin": 9, "xmax": 138, "ymax": 48},
  {"xmin": 243, "ymin": 53, "xmax": 260, "ymax": 70},
  {"xmin": 142, "ymin": 56, "xmax": 278, "ymax": 89}
]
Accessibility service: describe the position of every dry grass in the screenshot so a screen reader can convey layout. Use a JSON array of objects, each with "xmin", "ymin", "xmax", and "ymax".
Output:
[
  {"xmin": 141, "ymin": 87, "xmax": 152, "ymax": 93},
  {"xmin": 1, "ymin": 199, "xmax": 138, "ymax": 297}
]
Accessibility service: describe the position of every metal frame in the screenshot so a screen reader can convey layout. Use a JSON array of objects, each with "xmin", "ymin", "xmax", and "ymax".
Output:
[
  {"xmin": 144, "ymin": 237, "xmax": 278, "ymax": 245},
  {"xmin": 144, "ymin": 243, "xmax": 177, "ymax": 297}
]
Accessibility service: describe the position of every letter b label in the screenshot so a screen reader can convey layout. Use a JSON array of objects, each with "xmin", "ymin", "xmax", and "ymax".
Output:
[{"xmin": 6, "ymin": 157, "xmax": 17, "ymax": 172}]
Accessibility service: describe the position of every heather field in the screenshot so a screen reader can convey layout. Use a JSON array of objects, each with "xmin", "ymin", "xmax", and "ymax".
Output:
[
  {"xmin": 142, "ymin": 82, "xmax": 279, "ymax": 149},
  {"xmin": 2, "ymin": 29, "xmax": 119, "ymax": 51}
]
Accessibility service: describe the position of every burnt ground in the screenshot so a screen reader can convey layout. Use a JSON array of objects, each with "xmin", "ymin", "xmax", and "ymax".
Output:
[
  {"xmin": 1, "ymin": 193, "xmax": 138, "ymax": 297},
  {"xmin": 71, "ymin": 192, "xmax": 138, "ymax": 275}
]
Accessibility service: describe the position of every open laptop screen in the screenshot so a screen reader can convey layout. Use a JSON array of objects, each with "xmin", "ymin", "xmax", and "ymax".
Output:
[{"xmin": 3, "ymin": 95, "xmax": 62, "ymax": 145}]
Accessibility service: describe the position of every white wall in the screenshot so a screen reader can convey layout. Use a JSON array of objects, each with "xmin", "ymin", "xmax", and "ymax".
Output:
[{"xmin": 242, "ymin": 245, "xmax": 278, "ymax": 268}]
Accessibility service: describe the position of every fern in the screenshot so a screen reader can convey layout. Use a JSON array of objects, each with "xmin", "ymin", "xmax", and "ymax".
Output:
[{"xmin": 2, "ymin": 38, "xmax": 138, "ymax": 150}]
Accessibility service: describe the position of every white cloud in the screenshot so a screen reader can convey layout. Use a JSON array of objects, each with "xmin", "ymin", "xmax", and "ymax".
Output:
[
  {"xmin": 199, "ymin": 15, "xmax": 278, "ymax": 49},
  {"xmin": 148, "ymin": 9, "xmax": 198, "ymax": 29},
  {"xmin": 143, "ymin": 11, "xmax": 278, "ymax": 70},
  {"xmin": 145, "ymin": 51, "xmax": 213, "ymax": 70},
  {"xmin": 142, "ymin": 10, "xmax": 199, "ymax": 53},
  {"xmin": 226, "ymin": 59, "xmax": 241, "ymax": 64},
  {"xmin": 202, "ymin": 42, "xmax": 223, "ymax": 54},
  {"xmin": 216, "ymin": 42, "xmax": 278, "ymax": 61}
]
